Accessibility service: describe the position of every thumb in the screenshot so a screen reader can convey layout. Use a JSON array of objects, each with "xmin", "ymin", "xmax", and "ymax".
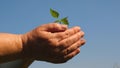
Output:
[{"xmin": 42, "ymin": 23, "xmax": 68, "ymax": 32}]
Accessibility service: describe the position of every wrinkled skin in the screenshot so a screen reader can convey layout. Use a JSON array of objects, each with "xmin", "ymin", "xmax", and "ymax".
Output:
[{"xmin": 21, "ymin": 23, "xmax": 85, "ymax": 63}]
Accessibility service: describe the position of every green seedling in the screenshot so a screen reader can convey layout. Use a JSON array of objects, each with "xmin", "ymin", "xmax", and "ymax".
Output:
[{"xmin": 50, "ymin": 8, "xmax": 69, "ymax": 25}]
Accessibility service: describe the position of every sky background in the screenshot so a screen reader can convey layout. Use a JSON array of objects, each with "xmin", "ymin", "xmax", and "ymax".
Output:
[{"xmin": 0, "ymin": 0, "xmax": 120, "ymax": 68}]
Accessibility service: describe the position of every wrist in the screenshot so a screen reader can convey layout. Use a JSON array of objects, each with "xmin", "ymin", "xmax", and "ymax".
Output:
[{"xmin": 20, "ymin": 33, "xmax": 35, "ymax": 59}]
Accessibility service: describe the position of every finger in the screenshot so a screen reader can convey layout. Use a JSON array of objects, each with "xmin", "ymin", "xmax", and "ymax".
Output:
[
  {"xmin": 80, "ymin": 39, "xmax": 86, "ymax": 45},
  {"xmin": 40, "ymin": 23, "xmax": 68, "ymax": 32},
  {"xmin": 63, "ymin": 48, "xmax": 80, "ymax": 62},
  {"xmin": 61, "ymin": 39, "xmax": 85, "ymax": 55},
  {"xmin": 40, "ymin": 48, "xmax": 80, "ymax": 64},
  {"xmin": 58, "ymin": 31, "xmax": 84, "ymax": 49},
  {"xmin": 55, "ymin": 26, "xmax": 81, "ymax": 41}
]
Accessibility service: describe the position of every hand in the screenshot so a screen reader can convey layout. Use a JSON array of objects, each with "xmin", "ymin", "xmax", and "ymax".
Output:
[{"xmin": 21, "ymin": 23, "xmax": 85, "ymax": 63}]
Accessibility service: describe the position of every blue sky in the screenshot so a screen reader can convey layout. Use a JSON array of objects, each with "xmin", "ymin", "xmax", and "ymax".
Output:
[{"xmin": 0, "ymin": 0, "xmax": 120, "ymax": 68}]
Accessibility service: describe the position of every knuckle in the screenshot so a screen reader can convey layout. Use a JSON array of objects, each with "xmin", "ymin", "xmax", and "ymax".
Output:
[
  {"xmin": 73, "ymin": 26, "xmax": 81, "ymax": 32},
  {"xmin": 51, "ymin": 40, "xmax": 59, "ymax": 47},
  {"xmin": 58, "ymin": 41, "xmax": 68, "ymax": 49},
  {"xmin": 79, "ymin": 31, "xmax": 85, "ymax": 37},
  {"xmin": 65, "ymin": 29, "xmax": 73, "ymax": 37},
  {"xmin": 62, "ymin": 48, "xmax": 70, "ymax": 55},
  {"xmin": 56, "ymin": 33, "xmax": 68, "ymax": 40},
  {"xmin": 81, "ymin": 31, "xmax": 85, "ymax": 35},
  {"xmin": 53, "ymin": 23, "xmax": 60, "ymax": 27},
  {"xmin": 76, "ymin": 40, "xmax": 81, "ymax": 47},
  {"xmin": 65, "ymin": 31, "xmax": 70, "ymax": 37},
  {"xmin": 65, "ymin": 39, "xmax": 71, "ymax": 45},
  {"xmin": 52, "ymin": 23, "xmax": 59, "ymax": 25},
  {"xmin": 34, "ymin": 27, "xmax": 40, "ymax": 33},
  {"xmin": 77, "ymin": 32, "xmax": 81, "ymax": 38},
  {"xmin": 52, "ymin": 23, "xmax": 57, "ymax": 26}
]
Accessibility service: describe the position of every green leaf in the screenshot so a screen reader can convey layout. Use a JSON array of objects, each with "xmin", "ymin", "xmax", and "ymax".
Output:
[
  {"xmin": 50, "ymin": 8, "xmax": 59, "ymax": 18},
  {"xmin": 61, "ymin": 17, "xmax": 69, "ymax": 25}
]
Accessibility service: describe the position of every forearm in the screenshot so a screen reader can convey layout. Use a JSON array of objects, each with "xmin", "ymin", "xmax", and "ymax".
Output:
[{"xmin": 0, "ymin": 33, "xmax": 23, "ymax": 63}]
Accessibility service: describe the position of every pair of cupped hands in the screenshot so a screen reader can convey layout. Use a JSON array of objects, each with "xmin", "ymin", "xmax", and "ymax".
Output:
[{"xmin": 21, "ymin": 23, "xmax": 85, "ymax": 63}]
